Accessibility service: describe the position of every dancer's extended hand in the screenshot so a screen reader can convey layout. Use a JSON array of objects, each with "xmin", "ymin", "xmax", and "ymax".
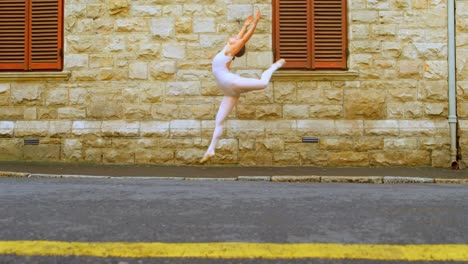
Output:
[
  {"xmin": 244, "ymin": 15, "xmax": 253, "ymax": 26},
  {"xmin": 255, "ymin": 9, "xmax": 262, "ymax": 21}
]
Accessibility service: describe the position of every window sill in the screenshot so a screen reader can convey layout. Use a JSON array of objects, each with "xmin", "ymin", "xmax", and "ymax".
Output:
[
  {"xmin": 272, "ymin": 70, "xmax": 359, "ymax": 81},
  {"xmin": 0, "ymin": 71, "xmax": 70, "ymax": 81}
]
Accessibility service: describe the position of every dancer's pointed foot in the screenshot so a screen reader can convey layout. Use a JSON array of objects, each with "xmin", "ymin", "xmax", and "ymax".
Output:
[
  {"xmin": 276, "ymin": 58, "xmax": 286, "ymax": 68},
  {"xmin": 200, "ymin": 151, "xmax": 215, "ymax": 164}
]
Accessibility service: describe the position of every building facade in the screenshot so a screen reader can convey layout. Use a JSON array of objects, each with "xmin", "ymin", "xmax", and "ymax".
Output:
[{"xmin": 0, "ymin": 0, "xmax": 467, "ymax": 168}]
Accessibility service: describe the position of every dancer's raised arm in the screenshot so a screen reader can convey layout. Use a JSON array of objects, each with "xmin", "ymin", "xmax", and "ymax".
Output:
[
  {"xmin": 239, "ymin": 9, "xmax": 261, "ymax": 46},
  {"xmin": 236, "ymin": 15, "xmax": 253, "ymax": 39}
]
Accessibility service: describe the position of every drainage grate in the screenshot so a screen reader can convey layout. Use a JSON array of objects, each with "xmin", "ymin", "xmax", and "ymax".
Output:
[
  {"xmin": 302, "ymin": 137, "xmax": 319, "ymax": 143},
  {"xmin": 24, "ymin": 138, "xmax": 40, "ymax": 145}
]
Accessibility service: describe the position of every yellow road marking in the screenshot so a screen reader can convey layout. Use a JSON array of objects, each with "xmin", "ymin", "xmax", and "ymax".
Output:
[{"xmin": 0, "ymin": 241, "xmax": 467, "ymax": 261}]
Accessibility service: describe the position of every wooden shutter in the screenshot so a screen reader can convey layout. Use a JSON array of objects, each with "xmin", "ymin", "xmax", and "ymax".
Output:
[
  {"xmin": 273, "ymin": 0, "xmax": 347, "ymax": 70},
  {"xmin": 312, "ymin": 0, "xmax": 347, "ymax": 69},
  {"xmin": 273, "ymin": 0, "xmax": 311, "ymax": 68},
  {"xmin": 0, "ymin": 0, "xmax": 27, "ymax": 70},
  {"xmin": 29, "ymin": 0, "xmax": 63, "ymax": 70}
]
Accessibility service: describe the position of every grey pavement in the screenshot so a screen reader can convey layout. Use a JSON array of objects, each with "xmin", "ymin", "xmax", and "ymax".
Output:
[
  {"xmin": 1, "ymin": 177, "xmax": 467, "ymax": 264},
  {"xmin": 1, "ymin": 161, "xmax": 468, "ymax": 181}
]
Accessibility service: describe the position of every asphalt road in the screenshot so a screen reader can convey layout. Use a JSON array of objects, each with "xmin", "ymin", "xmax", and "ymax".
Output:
[{"xmin": 1, "ymin": 177, "xmax": 467, "ymax": 263}]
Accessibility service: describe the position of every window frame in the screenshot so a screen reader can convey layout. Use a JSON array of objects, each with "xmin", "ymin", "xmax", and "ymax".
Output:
[{"xmin": 272, "ymin": 0, "xmax": 348, "ymax": 70}]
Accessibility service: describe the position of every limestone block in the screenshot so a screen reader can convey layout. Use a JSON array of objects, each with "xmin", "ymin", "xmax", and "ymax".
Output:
[
  {"xmin": 175, "ymin": 17, "xmax": 192, "ymax": 34},
  {"xmin": 175, "ymin": 148, "xmax": 205, "ymax": 164},
  {"xmin": 200, "ymin": 35, "xmax": 227, "ymax": 48},
  {"xmin": 37, "ymin": 108, "xmax": 57, "ymax": 120},
  {"xmin": 101, "ymin": 121, "xmax": 139, "ymax": 137},
  {"xmin": 0, "ymin": 139, "xmax": 22, "ymax": 160},
  {"xmin": 273, "ymin": 152, "xmax": 301, "ymax": 165},
  {"xmin": 136, "ymin": 149, "xmax": 174, "ymax": 164},
  {"xmin": 247, "ymin": 52, "xmax": 272, "ymax": 68},
  {"xmin": 140, "ymin": 121, "xmax": 170, "ymax": 137},
  {"xmin": 423, "ymin": 61, "xmax": 448, "ymax": 80},
  {"xmin": 300, "ymin": 151, "xmax": 328, "ymax": 166},
  {"xmin": 384, "ymin": 138, "xmax": 418, "ymax": 150},
  {"xmin": 273, "ymin": 82, "xmax": 296, "ymax": 103},
  {"xmin": 329, "ymin": 151, "xmax": 369, "ymax": 167},
  {"xmin": 370, "ymin": 150, "xmax": 430, "ymax": 166},
  {"xmin": 283, "ymin": 105, "xmax": 309, "ymax": 119},
  {"xmin": 227, "ymin": 4, "xmax": 252, "ymax": 21},
  {"xmin": 344, "ymin": 89, "xmax": 386, "ymax": 119},
  {"xmin": 398, "ymin": 60, "xmax": 423, "ymax": 78},
  {"xmin": 320, "ymin": 138, "xmax": 354, "ymax": 151},
  {"xmin": 178, "ymin": 104, "xmax": 213, "ymax": 120},
  {"xmin": 297, "ymin": 88, "xmax": 321, "ymax": 104},
  {"xmin": 106, "ymin": 0, "xmax": 128, "ymax": 15},
  {"xmin": 58, "ymin": 107, "xmax": 86, "ymax": 119},
  {"xmin": 149, "ymin": 61, "xmax": 177, "ymax": 80},
  {"xmin": 193, "ymin": 18, "xmax": 215, "ymax": 33},
  {"xmin": 89, "ymin": 55, "xmax": 113, "ymax": 68},
  {"xmin": 399, "ymin": 120, "xmax": 436, "ymax": 136},
  {"xmin": 364, "ymin": 120, "xmax": 399, "ymax": 136},
  {"xmin": 45, "ymin": 88, "xmax": 68, "ymax": 106},
  {"xmin": 414, "ymin": 43, "xmax": 447, "ymax": 60},
  {"xmin": 355, "ymin": 137, "xmax": 383, "ymax": 151},
  {"xmin": 309, "ymin": 105, "xmax": 343, "ymax": 118},
  {"xmin": 72, "ymin": 121, "xmax": 101, "ymax": 135},
  {"xmin": 379, "ymin": 11, "xmax": 404, "ymax": 24},
  {"xmin": 0, "ymin": 107, "xmax": 23, "ymax": 120},
  {"xmin": 424, "ymin": 103, "xmax": 447, "ymax": 117},
  {"xmin": 170, "ymin": 120, "xmax": 201, "ymax": 138},
  {"xmin": 151, "ymin": 104, "xmax": 178, "ymax": 120},
  {"xmin": 351, "ymin": 11, "xmax": 379, "ymax": 23},
  {"xmin": 382, "ymin": 42, "xmax": 403, "ymax": 58},
  {"xmin": 335, "ymin": 120, "xmax": 364, "ymax": 136},
  {"xmin": 116, "ymin": 18, "xmax": 148, "ymax": 32},
  {"xmin": 166, "ymin": 81, "xmax": 200, "ymax": 96},
  {"xmin": 97, "ymin": 69, "xmax": 127, "ymax": 81},
  {"xmin": 83, "ymin": 148, "xmax": 102, "ymax": 163},
  {"xmin": 15, "ymin": 121, "xmax": 48, "ymax": 137},
  {"xmin": 0, "ymin": 121, "xmax": 14, "ymax": 137},
  {"xmin": 297, "ymin": 120, "xmax": 335, "ymax": 137},
  {"xmin": 259, "ymin": 138, "xmax": 284, "ymax": 151},
  {"xmin": 64, "ymin": 54, "xmax": 88, "ymax": 69},
  {"xmin": 0, "ymin": 83, "xmax": 9, "ymax": 94},
  {"xmin": 151, "ymin": 18, "xmax": 174, "ymax": 37},
  {"xmin": 66, "ymin": 4, "xmax": 87, "ymax": 18},
  {"xmin": 372, "ymin": 25, "xmax": 396, "ymax": 37},
  {"xmin": 49, "ymin": 121, "xmax": 72, "ymax": 137},
  {"xmin": 103, "ymin": 148, "xmax": 134, "ymax": 164},
  {"xmin": 63, "ymin": 139, "xmax": 82, "ymax": 161},
  {"xmin": 350, "ymin": 25, "xmax": 370, "ymax": 40},
  {"xmin": 398, "ymin": 29, "xmax": 425, "ymax": 42},
  {"xmin": 237, "ymin": 105, "xmax": 256, "ymax": 119},
  {"xmin": 131, "ymin": 5, "xmax": 161, "ymax": 16},
  {"xmin": 256, "ymin": 105, "xmax": 282, "ymax": 120},
  {"xmin": 226, "ymin": 120, "xmax": 265, "ymax": 138},
  {"xmin": 431, "ymin": 149, "xmax": 452, "ymax": 168},
  {"xmin": 129, "ymin": 62, "xmax": 148, "ymax": 80},
  {"xmin": 387, "ymin": 88, "xmax": 416, "ymax": 102},
  {"xmin": 350, "ymin": 41, "xmax": 381, "ymax": 53},
  {"xmin": 124, "ymin": 104, "xmax": 152, "ymax": 120},
  {"xmin": 93, "ymin": 18, "xmax": 114, "ymax": 33},
  {"xmin": 11, "ymin": 83, "xmax": 43, "ymax": 104},
  {"xmin": 24, "ymin": 145, "xmax": 60, "ymax": 161}
]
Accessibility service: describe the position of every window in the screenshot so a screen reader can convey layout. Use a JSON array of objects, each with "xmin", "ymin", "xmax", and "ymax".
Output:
[
  {"xmin": 273, "ymin": 0, "xmax": 347, "ymax": 70},
  {"xmin": 0, "ymin": 0, "xmax": 63, "ymax": 71}
]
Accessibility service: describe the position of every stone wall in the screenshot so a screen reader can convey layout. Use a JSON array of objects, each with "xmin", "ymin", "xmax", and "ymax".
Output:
[
  {"xmin": 457, "ymin": 0, "xmax": 468, "ymax": 167},
  {"xmin": 0, "ymin": 0, "xmax": 462, "ymax": 167}
]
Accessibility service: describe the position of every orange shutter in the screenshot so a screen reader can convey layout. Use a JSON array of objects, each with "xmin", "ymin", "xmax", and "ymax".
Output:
[
  {"xmin": 311, "ymin": 0, "xmax": 347, "ymax": 69},
  {"xmin": 0, "ymin": 0, "xmax": 28, "ymax": 70},
  {"xmin": 29, "ymin": 0, "xmax": 63, "ymax": 70},
  {"xmin": 273, "ymin": 0, "xmax": 347, "ymax": 70},
  {"xmin": 273, "ymin": 0, "xmax": 311, "ymax": 69}
]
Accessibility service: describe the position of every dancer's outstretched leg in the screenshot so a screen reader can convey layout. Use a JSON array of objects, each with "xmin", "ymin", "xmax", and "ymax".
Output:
[
  {"xmin": 200, "ymin": 95, "xmax": 240, "ymax": 163},
  {"xmin": 233, "ymin": 59, "xmax": 286, "ymax": 94}
]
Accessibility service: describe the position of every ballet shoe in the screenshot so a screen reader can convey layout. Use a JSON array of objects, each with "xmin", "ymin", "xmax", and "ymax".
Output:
[
  {"xmin": 200, "ymin": 152, "xmax": 215, "ymax": 164},
  {"xmin": 276, "ymin": 59, "xmax": 286, "ymax": 67}
]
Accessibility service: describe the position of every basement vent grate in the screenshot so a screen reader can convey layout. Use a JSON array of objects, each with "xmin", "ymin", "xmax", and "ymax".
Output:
[
  {"xmin": 302, "ymin": 137, "xmax": 319, "ymax": 143},
  {"xmin": 24, "ymin": 138, "xmax": 40, "ymax": 145}
]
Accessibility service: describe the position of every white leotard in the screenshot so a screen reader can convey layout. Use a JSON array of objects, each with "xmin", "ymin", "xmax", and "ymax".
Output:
[
  {"xmin": 212, "ymin": 46, "xmax": 282, "ymax": 96},
  {"xmin": 212, "ymin": 47, "xmax": 240, "ymax": 96}
]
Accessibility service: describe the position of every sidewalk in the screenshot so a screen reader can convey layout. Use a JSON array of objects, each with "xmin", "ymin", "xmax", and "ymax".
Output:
[{"xmin": 1, "ymin": 161, "xmax": 468, "ymax": 184}]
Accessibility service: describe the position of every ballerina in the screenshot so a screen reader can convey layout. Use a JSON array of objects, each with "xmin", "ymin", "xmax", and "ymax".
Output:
[{"xmin": 200, "ymin": 9, "xmax": 286, "ymax": 164}]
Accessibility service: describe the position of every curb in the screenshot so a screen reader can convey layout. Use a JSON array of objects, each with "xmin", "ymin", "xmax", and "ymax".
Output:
[{"xmin": 0, "ymin": 171, "xmax": 467, "ymax": 184}]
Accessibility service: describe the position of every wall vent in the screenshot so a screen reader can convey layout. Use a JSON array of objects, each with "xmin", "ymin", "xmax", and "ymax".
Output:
[
  {"xmin": 302, "ymin": 137, "xmax": 319, "ymax": 143},
  {"xmin": 24, "ymin": 138, "xmax": 40, "ymax": 145}
]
